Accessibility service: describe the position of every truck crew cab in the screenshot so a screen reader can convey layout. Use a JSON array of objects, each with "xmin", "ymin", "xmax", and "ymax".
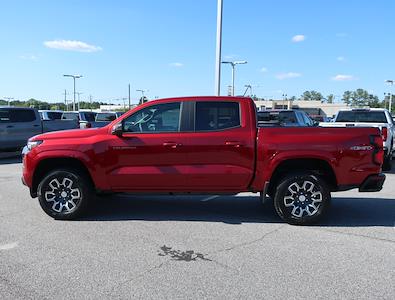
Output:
[{"xmin": 22, "ymin": 97, "xmax": 385, "ymax": 225}]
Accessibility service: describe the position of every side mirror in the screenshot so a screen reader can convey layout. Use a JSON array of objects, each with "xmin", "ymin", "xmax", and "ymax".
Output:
[{"xmin": 111, "ymin": 122, "xmax": 123, "ymax": 137}]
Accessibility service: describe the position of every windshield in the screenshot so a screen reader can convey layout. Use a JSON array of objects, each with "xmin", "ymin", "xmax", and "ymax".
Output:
[
  {"xmin": 257, "ymin": 111, "xmax": 297, "ymax": 125},
  {"xmin": 336, "ymin": 111, "xmax": 387, "ymax": 123}
]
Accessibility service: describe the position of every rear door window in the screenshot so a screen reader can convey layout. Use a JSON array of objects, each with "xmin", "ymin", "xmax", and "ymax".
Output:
[
  {"xmin": 82, "ymin": 112, "xmax": 97, "ymax": 122},
  {"xmin": 195, "ymin": 101, "xmax": 240, "ymax": 131},
  {"xmin": 8, "ymin": 109, "xmax": 37, "ymax": 122},
  {"xmin": 46, "ymin": 112, "xmax": 63, "ymax": 120}
]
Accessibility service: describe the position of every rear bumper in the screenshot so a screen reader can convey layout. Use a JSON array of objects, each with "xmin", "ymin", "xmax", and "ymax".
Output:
[{"xmin": 359, "ymin": 173, "xmax": 386, "ymax": 192}]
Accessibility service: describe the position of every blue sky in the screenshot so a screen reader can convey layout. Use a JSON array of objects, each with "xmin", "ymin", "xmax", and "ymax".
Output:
[{"xmin": 0, "ymin": 0, "xmax": 394, "ymax": 104}]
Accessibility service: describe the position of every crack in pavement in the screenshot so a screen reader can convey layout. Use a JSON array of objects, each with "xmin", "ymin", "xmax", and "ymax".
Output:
[
  {"xmin": 311, "ymin": 227, "xmax": 395, "ymax": 244},
  {"xmin": 209, "ymin": 224, "xmax": 287, "ymax": 256}
]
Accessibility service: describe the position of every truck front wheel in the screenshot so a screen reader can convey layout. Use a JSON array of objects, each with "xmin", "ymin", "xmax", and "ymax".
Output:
[
  {"xmin": 273, "ymin": 173, "xmax": 331, "ymax": 225},
  {"xmin": 37, "ymin": 169, "xmax": 91, "ymax": 220}
]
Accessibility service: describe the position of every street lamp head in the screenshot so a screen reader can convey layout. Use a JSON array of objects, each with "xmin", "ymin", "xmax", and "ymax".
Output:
[
  {"xmin": 385, "ymin": 79, "xmax": 394, "ymax": 84},
  {"xmin": 234, "ymin": 60, "xmax": 247, "ymax": 65},
  {"xmin": 221, "ymin": 61, "xmax": 232, "ymax": 64}
]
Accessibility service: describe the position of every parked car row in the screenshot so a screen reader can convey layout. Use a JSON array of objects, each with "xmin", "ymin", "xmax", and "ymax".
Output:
[
  {"xmin": 0, "ymin": 107, "xmax": 124, "ymax": 152},
  {"xmin": 61, "ymin": 111, "xmax": 123, "ymax": 128}
]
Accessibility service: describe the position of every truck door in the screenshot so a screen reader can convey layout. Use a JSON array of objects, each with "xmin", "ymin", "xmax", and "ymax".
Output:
[
  {"xmin": 0, "ymin": 108, "xmax": 41, "ymax": 150},
  {"xmin": 107, "ymin": 101, "xmax": 190, "ymax": 190},
  {"xmin": 183, "ymin": 101, "xmax": 255, "ymax": 191}
]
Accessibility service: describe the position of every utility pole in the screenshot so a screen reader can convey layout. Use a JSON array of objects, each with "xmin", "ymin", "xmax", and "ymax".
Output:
[
  {"xmin": 128, "ymin": 84, "xmax": 131, "ymax": 110},
  {"xmin": 4, "ymin": 97, "xmax": 14, "ymax": 106},
  {"xmin": 214, "ymin": 0, "xmax": 223, "ymax": 96},
  {"xmin": 89, "ymin": 95, "xmax": 93, "ymax": 111}
]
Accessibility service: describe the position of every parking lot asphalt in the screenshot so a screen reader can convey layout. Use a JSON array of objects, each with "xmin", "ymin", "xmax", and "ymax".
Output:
[{"xmin": 0, "ymin": 154, "xmax": 394, "ymax": 299}]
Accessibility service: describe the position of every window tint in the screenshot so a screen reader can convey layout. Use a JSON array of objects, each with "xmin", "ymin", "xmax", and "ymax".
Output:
[
  {"xmin": 81, "ymin": 112, "xmax": 96, "ymax": 122},
  {"xmin": 336, "ymin": 111, "xmax": 387, "ymax": 123},
  {"xmin": 96, "ymin": 113, "xmax": 116, "ymax": 122},
  {"xmin": 2, "ymin": 109, "xmax": 37, "ymax": 122},
  {"xmin": 46, "ymin": 112, "xmax": 63, "ymax": 120},
  {"xmin": 62, "ymin": 113, "xmax": 79, "ymax": 121},
  {"xmin": 195, "ymin": 101, "xmax": 240, "ymax": 131},
  {"xmin": 300, "ymin": 112, "xmax": 313, "ymax": 126},
  {"xmin": 123, "ymin": 102, "xmax": 181, "ymax": 133},
  {"xmin": 257, "ymin": 111, "xmax": 297, "ymax": 125},
  {"xmin": 0, "ymin": 109, "xmax": 11, "ymax": 122}
]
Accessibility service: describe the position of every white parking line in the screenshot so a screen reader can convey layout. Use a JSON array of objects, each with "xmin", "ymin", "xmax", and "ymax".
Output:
[
  {"xmin": 0, "ymin": 242, "xmax": 18, "ymax": 250},
  {"xmin": 200, "ymin": 196, "xmax": 219, "ymax": 202}
]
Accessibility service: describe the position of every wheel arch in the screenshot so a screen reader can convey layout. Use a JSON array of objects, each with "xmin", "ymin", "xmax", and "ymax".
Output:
[
  {"xmin": 32, "ymin": 157, "xmax": 95, "ymax": 197},
  {"xmin": 268, "ymin": 158, "xmax": 337, "ymax": 197}
]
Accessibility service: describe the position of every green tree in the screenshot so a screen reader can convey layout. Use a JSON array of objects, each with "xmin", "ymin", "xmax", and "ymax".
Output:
[
  {"xmin": 301, "ymin": 90, "xmax": 323, "ymax": 101},
  {"xmin": 342, "ymin": 91, "xmax": 352, "ymax": 105},
  {"xmin": 326, "ymin": 94, "xmax": 335, "ymax": 104}
]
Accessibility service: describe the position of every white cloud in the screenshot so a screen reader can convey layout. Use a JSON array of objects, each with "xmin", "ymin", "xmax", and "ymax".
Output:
[
  {"xmin": 19, "ymin": 54, "xmax": 38, "ymax": 61},
  {"xmin": 275, "ymin": 72, "xmax": 302, "ymax": 80},
  {"xmin": 260, "ymin": 67, "xmax": 268, "ymax": 73},
  {"xmin": 224, "ymin": 54, "xmax": 236, "ymax": 59},
  {"xmin": 332, "ymin": 74, "xmax": 356, "ymax": 81},
  {"xmin": 169, "ymin": 62, "xmax": 184, "ymax": 67},
  {"xmin": 43, "ymin": 40, "xmax": 102, "ymax": 52},
  {"xmin": 292, "ymin": 35, "xmax": 305, "ymax": 42},
  {"xmin": 337, "ymin": 56, "xmax": 345, "ymax": 62}
]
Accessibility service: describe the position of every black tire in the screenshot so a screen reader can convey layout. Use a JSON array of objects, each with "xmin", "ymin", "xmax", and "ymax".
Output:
[
  {"xmin": 273, "ymin": 173, "xmax": 331, "ymax": 225},
  {"xmin": 37, "ymin": 169, "xmax": 92, "ymax": 220}
]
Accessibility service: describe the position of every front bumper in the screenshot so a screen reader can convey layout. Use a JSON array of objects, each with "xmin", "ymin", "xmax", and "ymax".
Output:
[{"xmin": 359, "ymin": 173, "xmax": 386, "ymax": 192}]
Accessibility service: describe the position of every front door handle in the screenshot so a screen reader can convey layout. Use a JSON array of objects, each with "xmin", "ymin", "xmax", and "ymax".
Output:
[
  {"xmin": 225, "ymin": 141, "xmax": 243, "ymax": 148},
  {"xmin": 6, "ymin": 125, "xmax": 14, "ymax": 128},
  {"xmin": 163, "ymin": 142, "xmax": 182, "ymax": 149}
]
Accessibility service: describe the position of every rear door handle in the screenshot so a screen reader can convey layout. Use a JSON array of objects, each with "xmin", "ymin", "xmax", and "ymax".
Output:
[
  {"xmin": 225, "ymin": 141, "xmax": 243, "ymax": 148},
  {"xmin": 163, "ymin": 142, "xmax": 182, "ymax": 149},
  {"xmin": 33, "ymin": 124, "xmax": 40, "ymax": 127},
  {"xmin": 6, "ymin": 125, "xmax": 14, "ymax": 128}
]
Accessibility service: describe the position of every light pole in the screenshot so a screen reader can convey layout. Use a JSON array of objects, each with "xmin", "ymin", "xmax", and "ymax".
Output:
[
  {"xmin": 221, "ymin": 60, "xmax": 247, "ymax": 96},
  {"xmin": 76, "ymin": 92, "xmax": 83, "ymax": 111},
  {"xmin": 63, "ymin": 74, "xmax": 82, "ymax": 111},
  {"xmin": 385, "ymin": 79, "xmax": 394, "ymax": 112},
  {"xmin": 136, "ymin": 89, "xmax": 148, "ymax": 104},
  {"xmin": 214, "ymin": 0, "xmax": 223, "ymax": 96}
]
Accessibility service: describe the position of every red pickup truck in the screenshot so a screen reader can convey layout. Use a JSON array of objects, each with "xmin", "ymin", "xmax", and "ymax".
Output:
[{"xmin": 22, "ymin": 96, "xmax": 386, "ymax": 225}]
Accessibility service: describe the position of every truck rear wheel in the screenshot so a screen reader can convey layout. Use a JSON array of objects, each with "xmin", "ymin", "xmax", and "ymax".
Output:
[
  {"xmin": 37, "ymin": 169, "xmax": 91, "ymax": 220},
  {"xmin": 273, "ymin": 173, "xmax": 331, "ymax": 225}
]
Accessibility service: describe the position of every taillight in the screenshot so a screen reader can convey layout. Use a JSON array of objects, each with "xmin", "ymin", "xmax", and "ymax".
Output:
[
  {"xmin": 381, "ymin": 127, "xmax": 387, "ymax": 142},
  {"xmin": 85, "ymin": 122, "xmax": 92, "ymax": 128},
  {"xmin": 370, "ymin": 135, "xmax": 384, "ymax": 165}
]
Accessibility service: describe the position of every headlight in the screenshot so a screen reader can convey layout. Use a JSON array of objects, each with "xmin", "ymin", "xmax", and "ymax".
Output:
[{"xmin": 27, "ymin": 140, "xmax": 43, "ymax": 151}]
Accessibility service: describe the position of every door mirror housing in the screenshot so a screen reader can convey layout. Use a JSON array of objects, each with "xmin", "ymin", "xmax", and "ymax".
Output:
[{"xmin": 111, "ymin": 122, "xmax": 123, "ymax": 137}]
